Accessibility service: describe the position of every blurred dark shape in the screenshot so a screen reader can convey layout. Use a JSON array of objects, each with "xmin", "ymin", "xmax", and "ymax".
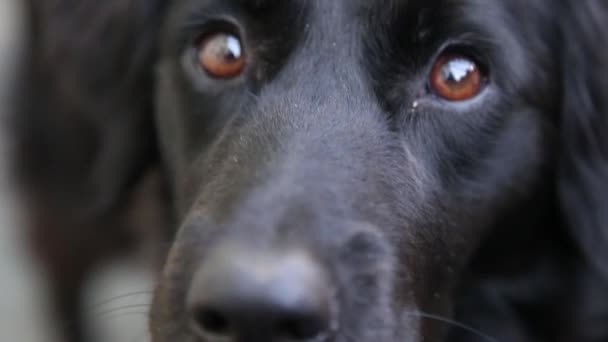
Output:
[{"xmin": 9, "ymin": 1, "xmax": 169, "ymax": 341}]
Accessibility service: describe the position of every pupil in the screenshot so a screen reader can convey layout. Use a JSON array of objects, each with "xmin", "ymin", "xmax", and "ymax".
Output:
[
  {"xmin": 221, "ymin": 36, "xmax": 242, "ymax": 61},
  {"xmin": 442, "ymin": 58, "xmax": 474, "ymax": 83}
]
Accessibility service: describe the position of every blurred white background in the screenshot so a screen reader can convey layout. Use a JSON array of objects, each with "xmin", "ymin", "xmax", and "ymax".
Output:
[{"xmin": 0, "ymin": 0, "xmax": 155, "ymax": 341}]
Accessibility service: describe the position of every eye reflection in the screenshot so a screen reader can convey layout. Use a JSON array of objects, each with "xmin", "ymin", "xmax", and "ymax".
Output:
[{"xmin": 442, "ymin": 58, "xmax": 476, "ymax": 83}]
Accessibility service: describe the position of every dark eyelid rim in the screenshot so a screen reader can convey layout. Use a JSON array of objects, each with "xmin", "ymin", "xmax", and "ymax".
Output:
[
  {"xmin": 420, "ymin": 38, "xmax": 492, "ymax": 105},
  {"xmin": 430, "ymin": 37, "xmax": 492, "ymax": 75},
  {"xmin": 180, "ymin": 16, "xmax": 244, "ymax": 50}
]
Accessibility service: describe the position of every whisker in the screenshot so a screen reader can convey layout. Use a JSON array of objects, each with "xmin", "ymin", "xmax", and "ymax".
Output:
[
  {"xmin": 92, "ymin": 304, "xmax": 152, "ymax": 319},
  {"xmin": 403, "ymin": 311, "xmax": 500, "ymax": 342},
  {"xmin": 89, "ymin": 290, "xmax": 154, "ymax": 310}
]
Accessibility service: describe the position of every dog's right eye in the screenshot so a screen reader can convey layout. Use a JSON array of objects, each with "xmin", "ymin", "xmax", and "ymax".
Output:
[
  {"xmin": 197, "ymin": 32, "xmax": 246, "ymax": 79},
  {"xmin": 429, "ymin": 53, "xmax": 485, "ymax": 101}
]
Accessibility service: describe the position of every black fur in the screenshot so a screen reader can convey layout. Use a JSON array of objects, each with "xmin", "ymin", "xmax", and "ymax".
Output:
[{"xmin": 11, "ymin": 0, "xmax": 608, "ymax": 341}]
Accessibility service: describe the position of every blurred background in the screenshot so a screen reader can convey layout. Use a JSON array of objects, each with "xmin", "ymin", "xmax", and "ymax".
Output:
[{"xmin": 0, "ymin": 0, "xmax": 155, "ymax": 341}]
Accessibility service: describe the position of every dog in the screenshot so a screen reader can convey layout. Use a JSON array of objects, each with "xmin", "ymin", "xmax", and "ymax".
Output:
[{"xmin": 11, "ymin": 0, "xmax": 608, "ymax": 341}]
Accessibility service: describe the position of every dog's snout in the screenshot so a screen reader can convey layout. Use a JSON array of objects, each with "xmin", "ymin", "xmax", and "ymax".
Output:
[{"xmin": 187, "ymin": 245, "xmax": 335, "ymax": 341}]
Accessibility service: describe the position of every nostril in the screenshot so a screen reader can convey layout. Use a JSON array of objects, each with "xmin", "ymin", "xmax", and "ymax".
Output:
[
  {"xmin": 187, "ymin": 246, "xmax": 335, "ymax": 341},
  {"xmin": 277, "ymin": 313, "xmax": 328, "ymax": 341},
  {"xmin": 192, "ymin": 307, "xmax": 232, "ymax": 337}
]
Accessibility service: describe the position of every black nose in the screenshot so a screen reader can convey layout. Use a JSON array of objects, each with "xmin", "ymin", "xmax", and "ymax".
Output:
[{"xmin": 186, "ymin": 245, "xmax": 335, "ymax": 342}]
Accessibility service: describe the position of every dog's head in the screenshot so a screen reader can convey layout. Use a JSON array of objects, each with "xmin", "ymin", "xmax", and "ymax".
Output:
[{"xmin": 146, "ymin": 0, "xmax": 607, "ymax": 341}]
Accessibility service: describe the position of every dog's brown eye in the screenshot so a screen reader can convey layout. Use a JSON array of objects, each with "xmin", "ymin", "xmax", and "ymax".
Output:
[
  {"xmin": 198, "ymin": 32, "xmax": 245, "ymax": 78},
  {"xmin": 430, "ymin": 54, "xmax": 484, "ymax": 101}
]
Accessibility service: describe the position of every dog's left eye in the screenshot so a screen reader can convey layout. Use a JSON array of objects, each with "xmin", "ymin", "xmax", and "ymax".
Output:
[
  {"xmin": 197, "ymin": 32, "xmax": 246, "ymax": 78},
  {"xmin": 429, "ymin": 53, "xmax": 484, "ymax": 101}
]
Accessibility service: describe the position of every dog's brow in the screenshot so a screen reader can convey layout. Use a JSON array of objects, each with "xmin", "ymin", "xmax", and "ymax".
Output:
[
  {"xmin": 357, "ymin": 0, "xmax": 411, "ymax": 21},
  {"xmin": 237, "ymin": 0, "xmax": 279, "ymax": 10}
]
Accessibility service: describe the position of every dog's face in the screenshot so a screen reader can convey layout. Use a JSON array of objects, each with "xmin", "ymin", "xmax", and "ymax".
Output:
[{"xmin": 151, "ymin": 0, "xmax": 559, "ymax": 341}]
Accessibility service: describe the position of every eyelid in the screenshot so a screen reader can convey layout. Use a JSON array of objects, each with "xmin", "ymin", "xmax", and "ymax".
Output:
[
  {"xmin": 433, "ymin": 45, "xmax": 488, "ymax": 73},
  {"xmin": 172, "ymin": 11, "xmax": 243, "ymax": 55},
  {"xmin": 187, "ymin": 19, "xmax": 243, "ymax": 46},
  {"xmin": 434, "ymin": 36, "xmax": 493, "ymax": 70}
]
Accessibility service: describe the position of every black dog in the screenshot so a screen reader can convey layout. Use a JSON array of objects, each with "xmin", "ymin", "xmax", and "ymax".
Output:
[{"xmin": 11, "ymin": 0, "xmax": 608, "ymax": 341}]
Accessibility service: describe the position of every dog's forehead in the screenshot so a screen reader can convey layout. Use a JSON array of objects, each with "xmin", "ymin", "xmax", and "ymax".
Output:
[
  {"xmin": 169, "ymin": 0, "xmax": 518, "ymax": 40},
  {"xmin": 279, "ymin": 0, "xmax": 512, "ymax": 41},
  {"xmin": 298, "ymin": 0, "xmax": 493, "ymax": 18}
]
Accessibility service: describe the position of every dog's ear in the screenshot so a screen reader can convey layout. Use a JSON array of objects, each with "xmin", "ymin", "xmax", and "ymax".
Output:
[
  {"xmin": 558, "ymin": 0, "xmax": 608, "ymax": 275},
  {"xmin": 14, "ymin": 0, "xmax": 166, "ymax": 218}
]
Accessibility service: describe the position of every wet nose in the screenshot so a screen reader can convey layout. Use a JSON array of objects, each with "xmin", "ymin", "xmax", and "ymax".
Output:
[{"xmin": 186, "ymin": 246, "xmax": 335, "ymax": 342}]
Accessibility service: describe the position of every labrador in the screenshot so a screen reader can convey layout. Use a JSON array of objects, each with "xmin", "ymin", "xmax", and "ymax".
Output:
[{"xmin": 11, "ymin": 0, "xmax": 608, "ymax": 341}]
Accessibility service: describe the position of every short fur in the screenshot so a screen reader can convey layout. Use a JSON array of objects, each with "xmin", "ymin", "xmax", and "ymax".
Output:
[{"xmin": 11, "ymin": 0, "xmax": 608, "ymax": 341}]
